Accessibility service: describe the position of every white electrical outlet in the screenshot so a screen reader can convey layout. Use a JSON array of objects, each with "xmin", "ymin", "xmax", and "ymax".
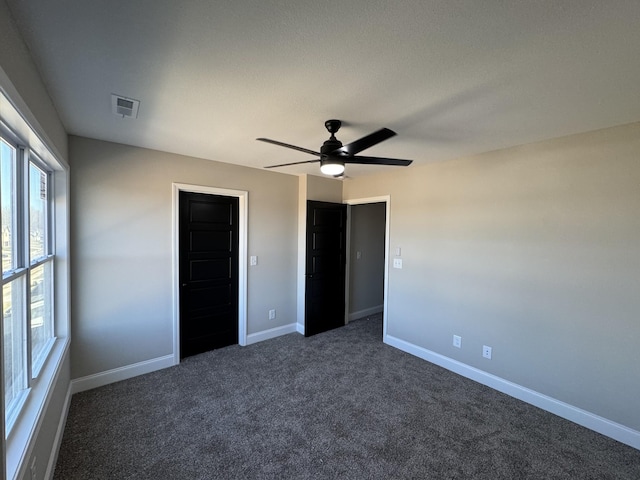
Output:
[
  {"xmin": 250, "ymin": 255, "xmax": 258, "ymax": 266},
  {"xmin": 482, "ymin": 345, "xmax": 492, "ymax": 359},
  {"xmin": 453, "ymin": 335, "xmax": 461, "ymax": 348},
  {"xmin": 393, "ymin": 258, "xmax": 403, "ymax": 269},
  {"xmin": 268, "ymin": 309, "xmax": 276, "ymax": 320}
]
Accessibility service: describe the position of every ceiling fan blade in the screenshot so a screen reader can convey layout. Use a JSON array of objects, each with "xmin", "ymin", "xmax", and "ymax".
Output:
[
  {"xmin": 264, "ymin": 159, "xmax": 320, "ymax": 169},
  {"xmin": 256, "ymin": 138, "xmax": 320, "ymax": 156},
  {"xmin": 337, "ymin": 128, "xmax": 396, "ymax": 156},
  {"xmin": 343, "ymin": 156, "xmax": 413, "ymax": 166}
]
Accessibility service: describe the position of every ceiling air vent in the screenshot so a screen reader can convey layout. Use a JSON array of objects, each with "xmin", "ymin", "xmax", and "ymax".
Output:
[{"xmin": 111, "ymin": 94, "xmax": 140, "ymax": 118}]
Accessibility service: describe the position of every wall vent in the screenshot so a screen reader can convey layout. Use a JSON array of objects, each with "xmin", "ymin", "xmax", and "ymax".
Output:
[{"xmin": 111, "ymin": 94, "xmax": 140, "ymax": 118}]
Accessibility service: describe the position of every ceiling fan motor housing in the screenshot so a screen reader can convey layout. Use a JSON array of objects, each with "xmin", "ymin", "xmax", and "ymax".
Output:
[
  {"xmin": 321, "ymin": 119, "xmax": 345, "ymax": 174},
  {"xmin": 321, "ymin": 138, "xmax": 343, "ymax": 155}
]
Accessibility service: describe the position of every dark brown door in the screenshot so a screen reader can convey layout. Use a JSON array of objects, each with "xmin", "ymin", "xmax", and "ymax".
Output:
[
  {"xmin": 305, "ymin": 200, "xmax": 347, "ymax": 337},
  {"xmin": 179, "ymin": 191, "xmax": 238, "ymax": 358}
]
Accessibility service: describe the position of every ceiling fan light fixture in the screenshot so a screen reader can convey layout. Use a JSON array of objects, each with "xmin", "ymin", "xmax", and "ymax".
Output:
[{"xmin": 320, "ymin": 159, "xmax": 345, "ymax": 176}]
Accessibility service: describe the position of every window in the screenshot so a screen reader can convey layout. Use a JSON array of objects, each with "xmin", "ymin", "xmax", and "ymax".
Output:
[
  {"xmin": 1, "ymin": 135, "xmax": 56, "ymax": 429},
  {"xmin": 29, "ymin": 161, "xmax": 54, "ymax": 372},
  {"xmin": 1, "ymin": 86, "xmax": 69, "ymax": 480}
]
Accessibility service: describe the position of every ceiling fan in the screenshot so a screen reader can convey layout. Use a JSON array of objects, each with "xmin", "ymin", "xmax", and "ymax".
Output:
[{"xmin": 257, "ymin": 119, "xmax": 413, "ymax": 176}]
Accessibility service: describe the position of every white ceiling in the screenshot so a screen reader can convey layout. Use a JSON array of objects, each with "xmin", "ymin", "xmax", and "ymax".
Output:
[{"xmin": 6, "ymin": 0, "xmax": 640, "ymax": 177}]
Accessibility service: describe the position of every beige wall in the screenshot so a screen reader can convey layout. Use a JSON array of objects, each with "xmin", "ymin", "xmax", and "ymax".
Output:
[
  {"xmin": 305, "ymin": 174, "xmax": 343, "ymax": 203},
  {"xmin": 70, "ymin": 136, "xmax": 299, "ymax": 378},
  {"xmin": 343, "ymin": 121, "xmax": 640, "ymax": 431}
]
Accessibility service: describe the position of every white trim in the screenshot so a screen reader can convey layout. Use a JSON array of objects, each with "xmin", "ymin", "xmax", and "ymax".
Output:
[
  {"xmin": 384, "ymin": 334, "xmax": 640, "ymax": 451},
  {"xmin": 43, "ymin": 384, "xmax": 72, "ymax": 480},
  {"xmin": 171, "ymin": 183, "xmax": 249, "ymax": 363},
  {"xmin": 296, "ymin": 175, "xmax": 308, "ymax": 332},
  {"xmin": 348, "ymin": 305, "xmax": 384, "ymax": 322},
  {"xmin": 296, "ymin": 323, "xmax": 305, "ymax": 335},
  {"xmin": 345, "ymin": 204, "xmax": 351, "ymax": 324},
  {"xmin": 70, "ymin": 355, "xmax": 175, "ymax": 395},
  {"xmin": 345, "ymin": 196, "xmax": 390, "ymax": 338},
  {"xmin": 246, "ymin": 323, "xmax": 299, "ymax": 345}
]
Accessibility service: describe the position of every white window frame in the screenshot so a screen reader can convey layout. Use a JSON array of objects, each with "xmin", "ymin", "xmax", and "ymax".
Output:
[
  {"xmin": 27, "ymin": 156, "xmax": 56, "ymax": 378},
  {"xmin": 1, "ymin": 130, "xmax": 57, "ymax": 435},
  {"xmin": 0, "ymin": 85, "xmax": 70, "ymax": 480},
  {"xmin": 1, "ymin": 134, "xmax": 30, "ymax": 432}
]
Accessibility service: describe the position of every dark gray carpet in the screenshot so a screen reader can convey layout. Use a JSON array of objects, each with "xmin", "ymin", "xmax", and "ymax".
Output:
[{"xmin": 55, "ymin": 316, "xmax": 640, "ymax": 479}]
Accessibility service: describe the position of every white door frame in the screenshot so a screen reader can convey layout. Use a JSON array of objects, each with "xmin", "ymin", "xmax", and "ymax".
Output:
[
  {"xmin": 172, "ymin": 183, "xmax": 248, "ymax": 364},
  {"xmin": 345, "ymin": 195, "xmax": 390, "ymax": 339}
]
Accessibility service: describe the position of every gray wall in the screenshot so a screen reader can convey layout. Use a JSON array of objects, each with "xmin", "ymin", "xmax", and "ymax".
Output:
[
  {"xmin": 343, "ymin": 121, "xmax": 640, "ymax": 432},
  {"xmin": 348, "ymin": 203, "xmax": 385, "ymax": 317},
  {"xmin": 69, "ymin": 136, "xmax": 299, "ymax": 379},
  {"xmin": 305, "ymin": 174, "xmax": 343, "ymax": 203}
]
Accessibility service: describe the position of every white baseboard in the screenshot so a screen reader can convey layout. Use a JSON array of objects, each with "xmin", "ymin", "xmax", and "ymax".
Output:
[
  {"xmin": 44, "ymin": 384, "xmax": 72, "ymax": 480},
  {"xmin": 348, "ymin": 304, "xmax": 384, "ymax": 322},
  {"xmin": 246, "ymin": 323, "xmax": 298, "ymax": 345},
  {"xmin": 384, "ymin": 334, "xmax": 640, "ymax": 451},
  {"xmin": 71, "ymin": 354, "xmax": 176, "ymax": 394},
  {"xmin": 70, "ymin": 322, "xmax": 303, "ymax": 394},
  {"xmin": 296, "ymin": 323, "xmax": 305, "ymax": 335}
]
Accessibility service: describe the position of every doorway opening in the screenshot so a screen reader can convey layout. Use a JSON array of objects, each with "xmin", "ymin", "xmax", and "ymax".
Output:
[{"xmin": 346, "ymin": 196, "xmax": 390, "ymax": 339}]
